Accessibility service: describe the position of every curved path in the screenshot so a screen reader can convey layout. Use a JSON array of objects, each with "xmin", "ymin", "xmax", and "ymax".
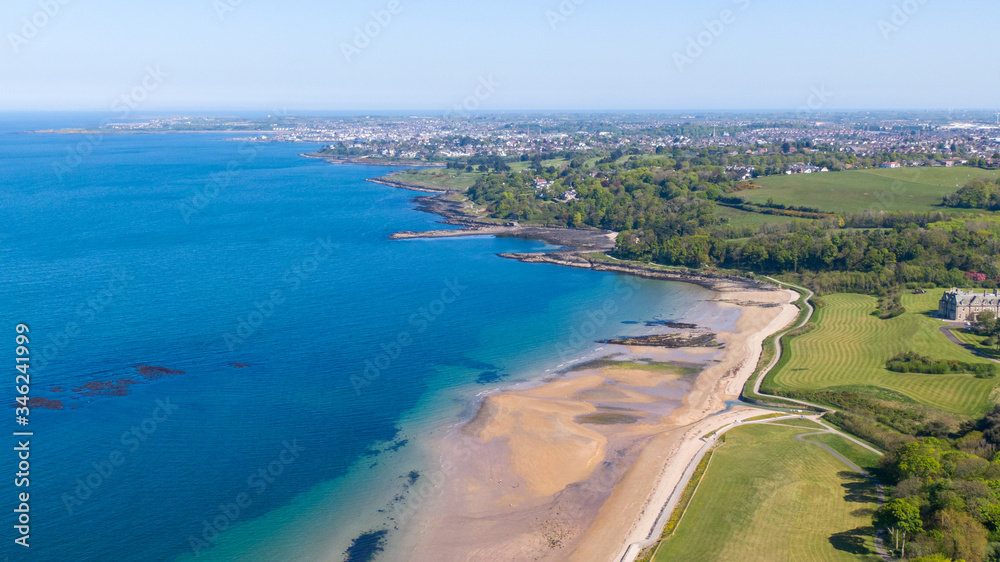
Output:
[
  {"xmin": 752, "ymin": 278, "xmax": 884, "ymax": 458},
  {"xmin": 628, "ymin": 415, "xmax": 890, "ymax": 562},
  {"xmin": 751, "ymin": 277, "xmax": 821, "ymax": 410},
  {"xmin": 753, "ymin": 278, "xmax": 890, "ymax": 560},
  {"xmin": 621, "ymin": 278, "xmax": 891, "ymax": 562},
  {"xmin": 939, "ymin": 325, "xmax": 1000, "ymax": 363},
  {"xmin": 755, "ymin": 279, "xmax": 890, "ymax": 559},
  {"xmin": 794, "ymin": 422, "xmax": 890, "ymax": 561}
]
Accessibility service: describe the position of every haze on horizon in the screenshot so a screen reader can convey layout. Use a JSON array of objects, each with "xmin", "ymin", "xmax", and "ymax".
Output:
[{"xmin": 2, "ymin": 0, "xmax": 998, "ymax": 113}]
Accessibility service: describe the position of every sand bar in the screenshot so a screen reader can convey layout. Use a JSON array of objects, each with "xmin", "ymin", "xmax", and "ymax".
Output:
[{"xmin": 386, "ymin": 284, "xmax": 798, "ymax": 561}]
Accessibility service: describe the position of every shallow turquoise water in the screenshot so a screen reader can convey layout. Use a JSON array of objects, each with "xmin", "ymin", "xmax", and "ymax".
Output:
[{"xmin": 0, "ymin": 118, "xmax": 714, "ymax": 561}]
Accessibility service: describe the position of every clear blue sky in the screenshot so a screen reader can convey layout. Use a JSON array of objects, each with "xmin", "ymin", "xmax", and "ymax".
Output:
[{"xmin": 2, "ymin": 0, "xmax": 997, "ymax": 111}]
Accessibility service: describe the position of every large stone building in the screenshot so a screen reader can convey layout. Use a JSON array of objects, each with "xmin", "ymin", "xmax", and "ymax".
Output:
[{"xmin": 939, "ymin": 288, "xmax": 1000, "ymax": 321}]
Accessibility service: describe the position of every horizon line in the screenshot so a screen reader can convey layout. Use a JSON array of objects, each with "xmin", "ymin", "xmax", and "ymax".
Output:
[{"xmin": 2, "ymin": 108, "xmax": 999, "ymax": 116}]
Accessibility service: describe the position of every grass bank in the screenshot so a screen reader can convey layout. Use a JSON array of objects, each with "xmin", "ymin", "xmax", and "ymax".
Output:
[{"xmin": 653, "ymin": 424, "xmax": 881, "ymax": 561}]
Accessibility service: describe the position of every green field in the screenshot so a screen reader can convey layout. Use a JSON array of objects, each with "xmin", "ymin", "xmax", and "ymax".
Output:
[
  {"xmin": 509, "ymin": 157, "xmax": 567, "ymax": 173},
  {"xmin": 766, "ymin": 419, "xmax": 829, "ymax": 431},
  {"xmin": 767, "ymin": 290, "xmax": 999, "ymax": 416},
  {"xmin": 803, "ymin": 432, "xmax": 882, "ymax": 473},
  {"xmin": 743, "ymin": 412, "xmax": 789, "ymax": 422},
  {"xmin": 744, "ymin": 168, "xmax": 1000, "ymax": 214},
  {"xmin": 949, "ymin": 326, "xmax": 1000, "ymax": 360},
  {"xmin": 655, "ymin": 424, "xmax": 880, "ymax": 561},
  {"xmin": 716, "ymin": 205, "xmax": 814, "ymax": 227},
  {"xmin": 391, "ymin": 168, "xmax": 483, "ymax": 190},
  {"xmin": 386, "ymin": 158, "xmax": 569, "ymax": 192}
]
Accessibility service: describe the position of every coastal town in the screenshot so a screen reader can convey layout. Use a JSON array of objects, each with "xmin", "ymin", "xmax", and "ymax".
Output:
[{"xmin": 53, "ymin": 112, "xmax": 1000, "ymax": 173}]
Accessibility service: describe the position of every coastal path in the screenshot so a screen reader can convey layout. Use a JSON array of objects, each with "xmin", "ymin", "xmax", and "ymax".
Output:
[{"xmin": 621, "ymin": 277, "xmax": 892, "ymax": 562}]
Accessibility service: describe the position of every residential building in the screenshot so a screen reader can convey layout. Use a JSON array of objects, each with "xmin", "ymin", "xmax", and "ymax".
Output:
[{"xmin": 938, "ymin": 288, "xmax": 1000, "ymax": 321}]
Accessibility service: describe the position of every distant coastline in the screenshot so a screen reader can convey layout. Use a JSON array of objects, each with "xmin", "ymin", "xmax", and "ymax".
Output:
[
  {"xmin": 25, "ymin": 128, "xmax": 280, "ymax": 135},
  {"xmin": 360, "ymin": 168, "xmax": 772, "ymax": 293},
  {"xmin": 301, "ymin": 152, "xmax": 445, "ymax": 168}
]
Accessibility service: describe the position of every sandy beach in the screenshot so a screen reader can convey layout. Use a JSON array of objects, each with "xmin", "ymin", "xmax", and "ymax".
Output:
[{"xmin": 389, "ymin": 283, "xmax": 799, "ymax": 561}]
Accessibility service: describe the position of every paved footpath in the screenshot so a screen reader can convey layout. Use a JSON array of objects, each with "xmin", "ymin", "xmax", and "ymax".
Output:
[
  {"xmin": 791, "ymin": 425, "xmax": 890, "ymax": 560},
  {"xmin": 621, "ymin": 278, "xmax": 895, "ymax": 562},
  {"xmin": 939, "ymin": 325, "xmax": 1000, "ymax": 363}
]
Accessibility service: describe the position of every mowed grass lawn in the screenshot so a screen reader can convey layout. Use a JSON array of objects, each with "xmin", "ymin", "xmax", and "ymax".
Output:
[
  {"xmin": 744, "ymin": 167, "xmax": 1000, "ymax": 213},
  {"xmin": 509, "ymin": 157, "xmax": 567, "ymax": 173},
  {"xmin": 805, "ymin": 433, "xmax": 882, "ymax": 472},
  {"xmin": 387, "ymin": 159, "xmax": 569, "ymax": 191},
  {"xmin": 391, "ymin": 168, "xmax": 483, "ymax": 190},
  {"xmin": 769, "ymin": 290, "xmax": 1000, "ymax": 416},
  {"xmin": 655, "ymin": 424, "xmax": 880, "ymax": 562},
  {"xmin": 950, "ymin": 326, "xmax": 1000, "ymax": 360}
]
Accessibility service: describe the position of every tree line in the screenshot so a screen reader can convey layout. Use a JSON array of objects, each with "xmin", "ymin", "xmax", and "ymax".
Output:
[
  {"xmin": 464, "ymin": 151, "xmax": 1000, "ymax": 295},
  {"xmin": 874, "ymin": 407, "xmax": 1000, "ymax": 561}
]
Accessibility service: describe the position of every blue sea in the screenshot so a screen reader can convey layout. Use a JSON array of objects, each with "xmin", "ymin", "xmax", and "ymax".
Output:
[{"xmin": 0, "ymin": 114, "xmax": 714, "ymax": 561}]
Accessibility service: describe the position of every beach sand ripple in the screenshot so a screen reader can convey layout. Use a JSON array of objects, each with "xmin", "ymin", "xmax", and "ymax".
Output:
[{"xmin": 394, "ymin": 286, "xmax": 799, "ymax": 562}]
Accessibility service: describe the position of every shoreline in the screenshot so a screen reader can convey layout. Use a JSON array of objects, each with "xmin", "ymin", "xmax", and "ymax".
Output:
[
  {"xmin": 367, "ymin": 176, "xmax": 455, "ymax": 193},
  {"xmin": 388, "ymin": 285, "xmax": 798, "ymax": 561},
  {"xmin": 302, "ymin": 152, "xmax": 447, "ymax": 168},
  {"xmin": 24, "ymin": 129, "xmax": 281, "ymax": 135},
  {"xmin": 498, "ymin": 253, "xmax": 774, "ymax": 293},
  {"xmin": 306, "ymin": 161, "xmax": 801, "ymax": 560},
  {"xmin": 364, "ymin": 169, "xmax": 773, "ymax": 293},
  {"xmin": 593, "ymin": 287, "xmax": 800, "ymax": 562}
]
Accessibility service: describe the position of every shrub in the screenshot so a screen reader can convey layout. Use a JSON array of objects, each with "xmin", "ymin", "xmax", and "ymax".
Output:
[{"xmin": 886, "ymin": 352, "xmax": 997, "ymax": 378}]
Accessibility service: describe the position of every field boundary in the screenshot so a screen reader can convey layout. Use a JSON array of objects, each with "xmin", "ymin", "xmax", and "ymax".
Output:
[
  {"xmin": 741, "ymin": 278, "xmax": 828, "ymax": 412},
  {"xmin": 745, "ymin": 167, "xmax": 1000, "ymax": 214},
  {"xmin": 623, "ymin": 279, "xmax": 894, "ymax": 562},
  {"xmin": 637, "ymin": 447, "xmax": 718, "ymax": 562},
  {"xmin": 939, "ymin": 325, "xmax": 1000, "ymax": 363},
  {"xmin": 645, "ymin": 421, "xmax": 888, "ymax": 562}
]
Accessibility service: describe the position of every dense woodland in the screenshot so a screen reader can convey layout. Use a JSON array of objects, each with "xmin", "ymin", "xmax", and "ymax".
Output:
[
  {"xmin": 944, "ymin": 178, "xmax": 1000, "ymax": 211},
  {"xmin": 874, "ymin": 406, "xmax": 1000, "ymax": 561},
  {"xmin": 462, "ymin": 148, "xmax": 1000, "ymax": 295}
]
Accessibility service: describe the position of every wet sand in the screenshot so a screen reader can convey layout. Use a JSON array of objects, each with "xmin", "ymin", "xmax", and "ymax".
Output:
[{"xmin": 387, "ymin": 285, "xmax": 799, "ymax": 561}]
